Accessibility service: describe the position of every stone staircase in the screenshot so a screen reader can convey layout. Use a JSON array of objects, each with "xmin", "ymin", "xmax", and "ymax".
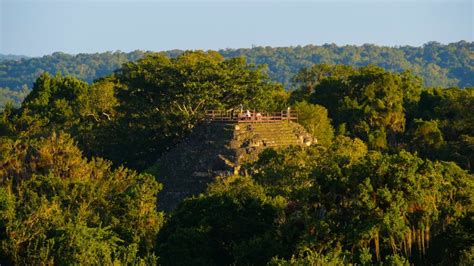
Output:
[
  {"xmin": 236, "ymin": 122, "xmax": 304, "ymax": 147},
  {"xmin": 231, "ymin": 121, "xmax": 314, "ymax": 163}
]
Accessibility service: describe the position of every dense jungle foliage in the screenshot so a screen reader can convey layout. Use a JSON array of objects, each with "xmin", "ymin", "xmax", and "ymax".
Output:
[
  {"xmin": 0, "ymin": 41, "xmax": 472, "ymax": 109},
  {"xmin": 0, "ymin": 51, "xmax": 473, "ymax": 265}
]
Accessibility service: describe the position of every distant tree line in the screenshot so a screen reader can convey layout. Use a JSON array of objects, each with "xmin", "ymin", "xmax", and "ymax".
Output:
[
  {"xmin": 0, "ymin": 54, "xmax": 29, "ymax": 62},
  {"xmin": 0, "ymin": 41, "xmax": 472, "ymax": 109}
]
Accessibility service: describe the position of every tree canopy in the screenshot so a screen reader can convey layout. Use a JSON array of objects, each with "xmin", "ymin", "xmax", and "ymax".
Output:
[
  {"xmin": 0, "ymin": 133, "xmax": 163, "ymax": 264},
  {"xmin": 0, "ymin": 49, "xmax": 473, "ymax": 265}
]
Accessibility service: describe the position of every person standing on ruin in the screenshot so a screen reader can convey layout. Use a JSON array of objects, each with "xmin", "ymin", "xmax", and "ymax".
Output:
[{"xmin": 246, "ymin": 109, "xmax": 251, "ymax": 120}]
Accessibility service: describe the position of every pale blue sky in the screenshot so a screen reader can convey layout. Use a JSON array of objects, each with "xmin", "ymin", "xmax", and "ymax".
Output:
[{"xmin": 1, "ymin": 0, "xmax": 472, "ymax": 57}]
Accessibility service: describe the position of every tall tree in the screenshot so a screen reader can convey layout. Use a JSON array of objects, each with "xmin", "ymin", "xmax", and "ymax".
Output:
[
  {"xmin": 108, "ymin": 51, "xmax": 287, "ymax": 169},
  {"xmin": 298, "ymin": 65, "xmax": 422, "ymax": 150}
]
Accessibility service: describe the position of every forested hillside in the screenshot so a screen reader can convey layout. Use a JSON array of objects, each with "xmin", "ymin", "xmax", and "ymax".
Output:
[
  {"xmin": 221, "ymin": 41, "xmax": 474, "ymax": 88},
  {"xmin": 0, "ymin": 51, "xmax": 146, "ymax": 89},
  {"xmin": 0, "ymin": 41, "xmax": 472, "ymax": 109},
  {"xmin": 0, "ymin": 51, "xmax": 473, "ymax": 265}
]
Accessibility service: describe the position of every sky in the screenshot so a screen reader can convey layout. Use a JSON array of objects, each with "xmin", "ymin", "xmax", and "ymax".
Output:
[{"xmin": 0, "ymin": 0, "xmax": 472, "ymax": 57}]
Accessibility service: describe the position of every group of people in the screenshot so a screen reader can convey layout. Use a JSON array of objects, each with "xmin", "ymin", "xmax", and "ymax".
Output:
[
  {"xmin": 228, "ymin": 109, "xmax": 262, "ymax": 121},
  {"xmin": 242, "ymin": 109, "xmax": 263, "ymax": 120},
  {"xmin": 218, "ymin": 105, "xmax": 291, "ymax": 121},
  {"xmin": 232, "ymin": 104, "xmax": 262, "ymax": 121}
]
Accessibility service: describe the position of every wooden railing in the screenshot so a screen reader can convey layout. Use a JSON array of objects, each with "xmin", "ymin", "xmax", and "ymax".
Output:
[{"xmin": 205, "ymin": 110, "xmax": 298, "ymax": 123}]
